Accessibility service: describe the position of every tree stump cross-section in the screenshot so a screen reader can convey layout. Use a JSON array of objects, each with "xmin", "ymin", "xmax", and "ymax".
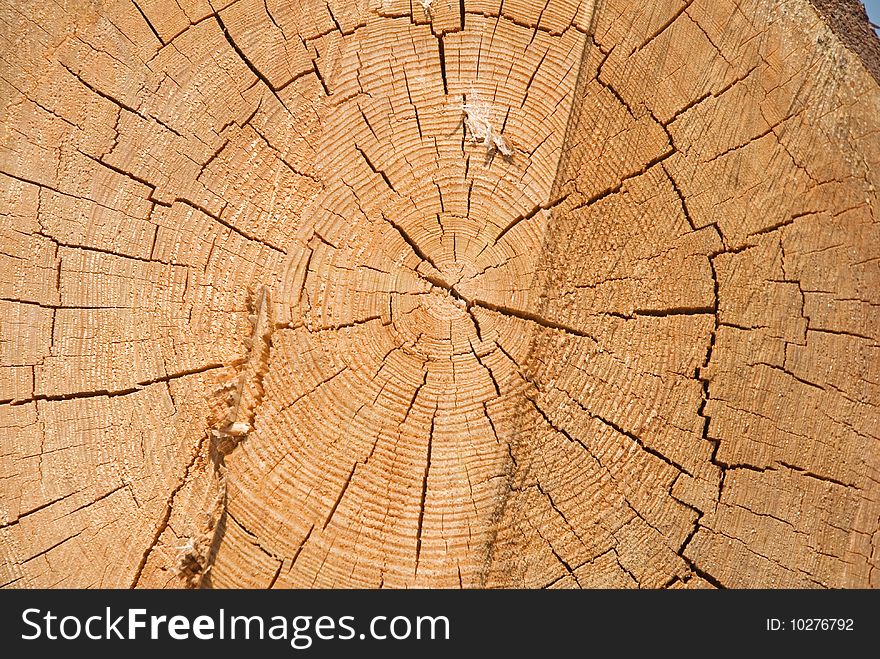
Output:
[{"xmin": 0, "ymin": 0, "xmax": 878, "ymax": 588}]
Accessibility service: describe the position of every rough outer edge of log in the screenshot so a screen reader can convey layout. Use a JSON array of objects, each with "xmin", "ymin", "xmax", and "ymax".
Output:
[{"xmin": 808, "ymin": 0, "xmax": 880, "ymax": 82}]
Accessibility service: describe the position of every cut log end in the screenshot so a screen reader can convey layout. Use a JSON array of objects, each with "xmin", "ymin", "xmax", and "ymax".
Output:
[{"xmin": 1, "ymin": 0, "xmax": 878, "ymax": 589}]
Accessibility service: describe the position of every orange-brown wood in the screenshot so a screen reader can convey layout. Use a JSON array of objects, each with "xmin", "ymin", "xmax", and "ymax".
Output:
[{"xmin": 1, "ymin": 0, "xmax": 878, "ymax": 588}]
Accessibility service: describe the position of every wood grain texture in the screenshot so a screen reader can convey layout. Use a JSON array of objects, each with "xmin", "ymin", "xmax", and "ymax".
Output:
[{"xmin": 1, "ymin": 0, "xmax": 877, "ymax": 588}]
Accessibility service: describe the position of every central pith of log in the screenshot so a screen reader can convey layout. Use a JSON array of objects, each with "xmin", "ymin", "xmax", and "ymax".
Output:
[{"xmin": 207, "ymin": 2, "xmax": 600, "ymax": 588}]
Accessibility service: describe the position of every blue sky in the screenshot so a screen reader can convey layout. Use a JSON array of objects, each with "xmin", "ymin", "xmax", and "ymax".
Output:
[{"xmin": 864, "ymin": 0, "xmax": 880, "ymax": 35}]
